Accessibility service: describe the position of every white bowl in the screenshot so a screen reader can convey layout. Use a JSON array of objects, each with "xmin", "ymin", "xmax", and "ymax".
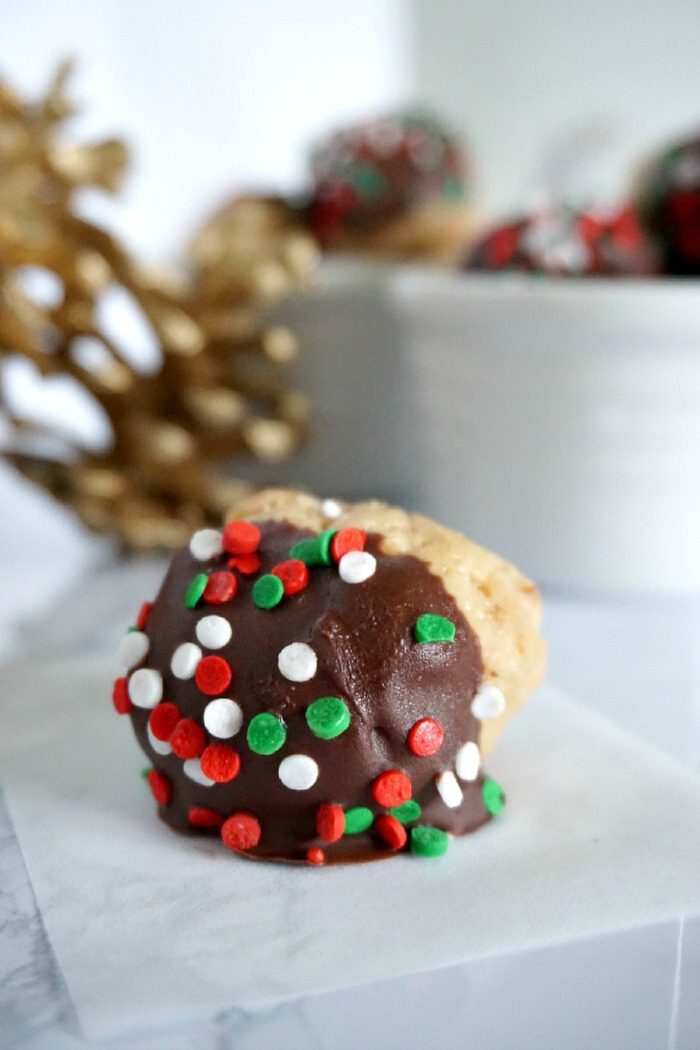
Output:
[{"xmin": 394, "ymin": 269, "xmax": 700, "ymax": 595}]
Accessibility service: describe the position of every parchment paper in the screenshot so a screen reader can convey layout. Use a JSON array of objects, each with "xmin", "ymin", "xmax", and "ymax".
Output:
[{"xmin": 1, "ymin": 647, "xmax": 699, "ymax": 1041}]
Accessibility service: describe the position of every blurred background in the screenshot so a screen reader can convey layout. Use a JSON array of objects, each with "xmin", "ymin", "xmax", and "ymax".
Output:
[{"xmin": 1, "ymin": 0, "xmax": 700, "ymax": 649}]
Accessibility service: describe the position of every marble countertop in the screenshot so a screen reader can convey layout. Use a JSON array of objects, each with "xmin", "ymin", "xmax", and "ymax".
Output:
[{"xmin": 0, "ymin": 470, "xmax": 698, "ymax": 1048}]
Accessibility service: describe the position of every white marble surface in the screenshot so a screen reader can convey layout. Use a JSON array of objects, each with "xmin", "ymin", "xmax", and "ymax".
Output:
[{"xmin": 0, "ymin": 470, "xmax": 699, "ymax": 1048}]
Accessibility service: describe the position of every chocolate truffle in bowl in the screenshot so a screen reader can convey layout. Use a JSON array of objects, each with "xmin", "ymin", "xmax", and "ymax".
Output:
[
  {"xmin": 113, "ymin": 489, "xmax": 545, "ymax": 865},
  {"xmin": 307, "ymin": 110, "xmax": 473, "ymax": 264}
]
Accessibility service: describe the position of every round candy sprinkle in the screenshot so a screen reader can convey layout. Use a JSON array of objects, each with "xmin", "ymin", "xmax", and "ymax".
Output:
[
  {"xmin": 195, "ymin": 614, "xmax": 232, "ymax": 650},
  {"xmin": 135, "ymin": 601, "xmax": 153, "ymax": 630},
  {"xmin": 128, "ymin": 668, "xmax": 163, "ymax": 709},
  {"xmin": 306, "ymin": 696, "xmax": 351, "ymax": 739},
  {"xmin": 338, "ymin": 550, "xmax": 376, "ymax": 584},
  {"xmin": 148, "ymin": 701, "xmax": 181, "ymax": 742},
  {"xmin": 471, "ymin": 683, "xmax": 506, "ymax": 720},
  {"xmin": 271, "ymin": 559, "xmax": 309, "ymax": 596},
  {"xmin": 112, "ymin": 677, "xmax": 131, "ymax": 715},
  {"xmin": 200, "ymin": 744, "xmax": 241, "ymax": 783},
  {"xmin": 410, "ymin": 825, "xmax": 449, "ymax": 858},
  {"xmin": 390, "ymin": 799, "xmax": 422, "ymax": 825},
  {"xmin": 146, "ymin": 769, "xmax": 171, "ymax": 806},
  {"xmin": 435, "ymin": 770, "xmax": 464, "ymax": 809},
  {"xmin": 322, "ymin": 498, "xmax": 342, "ymax": 518},
  {"xmin": 118, "ymin": 630, "xmax": 150, "ymax": 671},
  {"xmin": 169, "ymin": 718, "xmax": 206, "ymax": 759},
  {"xmin": 330, "ymin": 528, "xmax": 367, "ymax": 564},
  {"xmin": 482, "ymin": 777, "xmax": 506, "ymax": 815},
  {"xmin": 407, "ymin": 717, "xmax": 444, "ymax": 757},
  {"xmin": 184, "ymin": 573, "xmax": 208, "ymax": 609},
  {"xmin": 252, "ymin": 574, "xmax": 284, "ymax": 609},
  {"xmin": 375, "ymin": 813, "xmax": 407, "ymax": 850},
  {"xmin": 229, "ymin": 553, "xmax": 261, "ymax": 575},
  {"xmin": 147, "ymin": 725, "xmax": 172, "ymax": 756},
  {"xmin": 247, "ymin": 712, "xmax": 287, "ymax": 755},
  {"xmin": 372, "ymin": 769, "xmax": 412, "ymax": 808},
  {"xmin": 306, "ymin": 846, "xmax": 325, "ymax": 865},
  {"xmin": 278, "ymin": 754, "xmax": 319, "ymax": 791},
  {"xmin": 316, "ymin": 803, "xmax": 345, "ymax": 842},
  {"xmin": 195, "ymin": 655, "xmax": 232, "ymax": 696},
  {"xmin": 189, "ymin": 528, "xmax": 223, "ymax": 561},
  {"xmin": 278, "ymin": 642, "xmax": 317, "ymax": 682},
  {"xmin": 203, "ymin": 571, "xmax": 237, "ymax": 605},
  {"xmin": 183, "ymin": 758, "xmax": 215, "ymax": 786},
  {"xmin": 289, "ymin": 530, "xmax": 336, "ymax": 566},
  {"xmin": 221, "ymin": 812, "xmax": 261, "ymax": 851},
  {"xmin": 203, "ymin": 698, "xmax": 243, "ymax": 739},
  {"xmin": 344, "ymin": 807, "xmax": 374, "ymax": 835},
  {"xmin": 188, "ymin": 807, "xmax": 224, "ymax": 828},
  {"xmin": 222, "ymin": 520, "xmax": 261, "ymax": 555},
  {"xmin": 455, "ymin": 740, "xmax": 480, "ymax": 782},
  {"xmin": 170, "ymin": 641, "xmax": 202, "ymax": 680},
  {"xmin": 414, "ymin": 613, "xmax": 455, "ymax": 644}
]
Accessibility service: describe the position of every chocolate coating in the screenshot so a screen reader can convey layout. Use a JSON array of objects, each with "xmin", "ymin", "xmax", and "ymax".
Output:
[{"xmin": 129, "ymin": 521, "xmax": 491, "ymax": 863}]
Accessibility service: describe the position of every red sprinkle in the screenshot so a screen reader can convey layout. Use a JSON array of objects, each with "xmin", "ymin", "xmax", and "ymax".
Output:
[
  {"xmin": 169, "ymin": 718, "xmax": 206, "ymax": 759},
  {"xmin": 112, "ymin": 677, "xmax": 131, "ymax": 715},
  {"xmin": 146, "ymin": 769, "xmax": 171, "ymax": 806},
  {"xmin": 331, "ymin": 528, "xmax": 367, "ymax": 563},
  {"xmin": 200, "ymin": 744, "xmax": 241, "ymax": 783},
  {"xmin": 188, "ymin": 807, "xmax": 224, "ymax": 828},
  {"xmin": 372, "ymin": 769, "xmax": 412, "ymax": 809},
  {"xmin": 195, "ymin": 655, "xmax": 232, "ymax": 696},
  {"xmin": 375, "ymin": 814, "xmax": 407, "ymax": 850},
  {"xmin": 306, "ymin": 846, "xmax": 325, "ymax": 865},
  {"xmin": 222, "ymin": 520, "xmax": 261, "ymax": 555},
  {"xmin": 221, "ymin": 812, "xmax": 261, "ymax": 851},
  {"xmin": 135, "ymin": 601, "xmax": 154, "ymax": 630},
  {"xmin": 203, "ymin": 571, "xmax": 237, "ymax": 604},
  {"xmin": 407, "ymin": 717, "xmax": 445, "ymax": 757},
  {"xmin": 148, "ymin": 701, "xmax": 181, "ymax": 742},
  {"xmin": 315, "ymin": 803, "xmax": 345, "ymax": 843},
  {"xmin": 271, "ymin": 559, "xmax": 309, "ymax": 596},
  {"xmin": 228, "ymin": 553, "xmax": 261, "ymax": 575}
]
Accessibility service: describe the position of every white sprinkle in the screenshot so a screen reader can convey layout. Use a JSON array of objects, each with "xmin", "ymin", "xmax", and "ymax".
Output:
[
  {"xmin": 189, "ymin": 528, "xmax": 223, "ymax": 561},
  {"xmin": 471, "ymin": 684, "xmax": 506, "ymax": 720},
  {"xmin": 170, "ymin": 642, "xmax": 202, "ymax": 680},
  {"xmin": 183, "ymin": 758, "xmax": 215, "ymax": 786},
  {"xmin": 128, "ymin": 668, "xmax": 163, "ymax": 709},
  {"xmin": 338, "ymin": 550, "xmax": 376, "ymax": 584},
  {"xmin": 118, "ymin": 630, "xmax": 149, "ymax": 671},
  {"xmin": 278, "ymin": 754, "xmax": 319, "ymax": 791},
  {"xmin": 203, "ymin": 698, "xmax": 243, "ymax": 739},
  {"xmin": 436, "ymin": 770, "xmax": 464, "ymax": 809},
  {"xmin": 322, "ymin": 498, "xmax": 343, "ymax": 518},
  {"xmin": 196, "ymin": 615, "xmax": 232, "ymax": 650},
  {"xmin": 278, "ymin": 642, "xmax": 317, "ymax": 682},
  {"xmin": 455, "ymin": 741, "xmax": 481, "ymax": 782},
  {"xmin": 147, "ymin": 725, "xmax": 172, "ymax": 756}
]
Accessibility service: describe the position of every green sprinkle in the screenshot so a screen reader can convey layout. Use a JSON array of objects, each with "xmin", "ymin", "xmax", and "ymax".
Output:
[
  {"xmin": 289, "ymin": 529, "xmax": 336, "ymax": 566},
  {"xmin": 247, "ymin": 712, "xmax": 287, "ymax": 755},
  {"xmin": 140, "ymin": 767, "xmax": 151, "ymax": 780},
  {"xmin": 128, "ymin": 625, "xmax": 139, "ymax": 632},
  {"xmin": 414, "ymin": 613, "xmax": 456, "ymax": 644},
  {"xmin": 344, "ymin": 806, "xmax": 374, "ymax": 835},
  {"xmin": 390, "ymin": 799, "xmax": 422, "ymax": 825},
  {"xmin": 482, "ymin": 777, "xmax": 505, "ymax": 816},
  {"xmin": 306, "ymin": 696, "xmax": 351, "ymax": 739},
  {"xmin": 410, "ymin": 825, "xmax": 449, "ymax": 858},
  {"xmin": 184, "ymin": 573, "xmax": 208, "ymax": 609},
  {"xmin": 442, "ymin": 175, "xmax": 465, "ymax": 201},
  {"xmin": 252, "ymin": 574, "xmax": 284, "ymax": 609}
]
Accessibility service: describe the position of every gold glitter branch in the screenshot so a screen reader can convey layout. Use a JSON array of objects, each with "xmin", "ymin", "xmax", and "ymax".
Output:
[{"xmin": 0, "ymin": 63, "xmax": 319, "ymax": 550}]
